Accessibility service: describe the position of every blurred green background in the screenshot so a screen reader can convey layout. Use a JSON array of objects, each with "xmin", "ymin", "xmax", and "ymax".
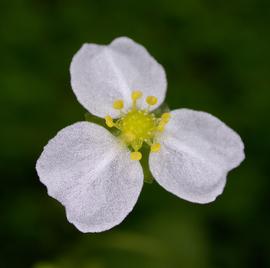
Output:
[{"xmin": 1, "ymin": 0, "xmax": 269, "ymax": 267}]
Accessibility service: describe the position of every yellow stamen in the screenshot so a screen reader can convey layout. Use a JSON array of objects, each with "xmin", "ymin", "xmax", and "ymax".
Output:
[
  {"xmin": 157, "ymin": 113, "xmax": 171, "ymax": 131},
  {"xmin": 161, "ymin": 112, "xmax": 171, "ymax": 123},
  {"xmin": 113, "ymin": 99, "xmax": 124, "ymax": 110},
  {"xmin": 157, "ymin": 121, "xmax": 166, "ymax": 132},
  {"xmin": 131, "ymin": 90, "xmax": 142, "ymax": 101},
  {"xmin": 105, "ymin": 115, "xmax": 114, "ymax": 128},
  {"xmin": 131, "ymin": 139, "xmax": 143, "ymax": 151},
  {"xmin": 130, "ymin": 151, "xmax": 142, "ymax": 161},
  {"xmin": 146, "ymin": 96, "xmax": 158, "ymax": 106},
  {"xmin": 151, "ymin": 143, "xmax": 161, "ymax": 152}
]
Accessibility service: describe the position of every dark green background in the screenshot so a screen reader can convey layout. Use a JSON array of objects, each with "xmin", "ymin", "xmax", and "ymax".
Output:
[{"xmin": 1, "ymin": 0, "xmax": 269, "ymax": 267}]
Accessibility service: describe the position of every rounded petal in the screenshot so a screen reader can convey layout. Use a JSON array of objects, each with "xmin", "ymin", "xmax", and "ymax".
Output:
[
  {"xmin": 149, "ymin": 109, "xmax": 245, "ymax": 204},
  {"xmin": 70, "ymin": 37, "xmax": 167, "ymax": 118},
  {"xmin": 36, "ymin": 122, "xmax": 143, "ymax": 232}
]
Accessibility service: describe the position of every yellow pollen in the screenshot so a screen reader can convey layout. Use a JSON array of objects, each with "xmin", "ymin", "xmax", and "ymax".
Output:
[
  {"xmin": 146, "ymin": 96, "xmax": 158, "ymax": 106},
  {"xmin": 131, "ymin": 90, "xmax": 143, "ymax": 101},
  {"xmin": 151, "ymin": 143, "xmax": 161, "ymax": 152},
  {"xmin": 130, "ymin": 151, "xmax": 142, "ymax": 161},
  {"xmin": 104, "ymin": 90, "xmax": 170, "ymax": 160},
  {"xmin": 113, "ymin": 99, "xmax": 124, "ymax": 110},
  {"xmin": 105, "ymin": 115, "xmax": 114, "ymax": 128}
]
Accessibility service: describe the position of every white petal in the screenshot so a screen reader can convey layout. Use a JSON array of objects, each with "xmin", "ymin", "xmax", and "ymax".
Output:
[
  {"xmin": 36, "ymin": 122, "xmax": 143, "ymax": 232},
  {"xmin": 149, "ymin": 109, "xmax": 245, "ymax": 204},
  {"xmin": 70, "ymin": 37, "xmax": 167, "ymax": 118}
]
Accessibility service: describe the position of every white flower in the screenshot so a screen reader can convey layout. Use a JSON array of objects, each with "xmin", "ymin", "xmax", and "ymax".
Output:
[{"xmin": 36, "ymin": 37, "xmax": 245, "ymax": 233}]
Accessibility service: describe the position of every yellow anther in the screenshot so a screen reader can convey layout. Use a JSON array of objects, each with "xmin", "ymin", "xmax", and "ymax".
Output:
[
  {"xmin": 131, "ymin": 90, "xmax": 143, "ymax": 101},
  {"xmin": 146, "ymin": 96, "xmax": 158, "ymax": 106},
  {"xmin": 151, "ymin": 143, "xmax": 161, "ymax": 152},
  {"xmin": 113, "ymin": 99, "xmax": 124, "ymax": 110},
  {"xmin": 161, "ymin": 112, "xmax": 171, "ymax": 123},
  {"xmin": 130, "ymin": 151, "xmax": 142, "ymax": 161},
  {"xmin": 105, "ymin": 115, "xmax": 114, "ymax": 128}
]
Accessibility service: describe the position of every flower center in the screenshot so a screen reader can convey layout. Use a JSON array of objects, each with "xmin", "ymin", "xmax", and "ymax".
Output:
[
  {"xmin": 121, "ymin": 110, "xmax": 156, "ymax": 141},
  {"xmin": 104, "ymin": 90, "xmax": 170, "ymax": 160}
]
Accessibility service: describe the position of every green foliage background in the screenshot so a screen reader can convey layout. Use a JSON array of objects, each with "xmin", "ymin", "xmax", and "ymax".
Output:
[{"xmin": 1, "ymin": 0, "xmax": 269, "ymax": 267}]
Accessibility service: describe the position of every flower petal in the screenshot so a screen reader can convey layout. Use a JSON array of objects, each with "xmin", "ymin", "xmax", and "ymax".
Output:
[
  {"xmin": 36, "ymin": 122, "xmax": 143, "ymax": 232},
  {"xmin": 70, "ymin": 37, "xmax": 167, "ymax": 118},
  {"xmin": 149, "ymin": 109, "xmax": 245, "ymax": 204}
]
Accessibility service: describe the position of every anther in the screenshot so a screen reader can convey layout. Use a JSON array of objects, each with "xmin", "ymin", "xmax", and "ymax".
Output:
[
  {"xmin": 146, "ymin": 96, "xmax": 158, "ymax": 106},
  {"xmin": 151, "ymin": 143, "xmax": 161, "ymax": 152},
  {"xmin": 161, "ymin": 112, "xmax": 171, "ymax": 123},
  {"xmin": 130, "ymin": 151, "xmax": 142, "ymax": 161},
  {"xmin": 105, "ymin": 115, "xmax": 114, "ymax": 128},
  {"xmin": 113, "ymin": 99, "xmax": 124, "ymax": 110},
  {"xmin": 131, "ymin": 90, "xmax": 143, "ymax": 101}
]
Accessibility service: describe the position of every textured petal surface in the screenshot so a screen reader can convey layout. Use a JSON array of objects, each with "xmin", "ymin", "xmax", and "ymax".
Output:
[
  {"xmin": 36, "ymin": 122, "xmax": 143, "ymax": 232},
  {"xmin": 70, "ymin": 37, "xmax": 167, "ymax": 118},
  {"xmin": 149, "ymin": 109, "xmax": 245, "ymax": 204}
]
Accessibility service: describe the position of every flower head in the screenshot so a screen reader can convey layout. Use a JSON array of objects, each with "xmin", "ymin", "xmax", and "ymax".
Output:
[
  {"xmin": 36, "ymin": 37, "xmax": 245, "ymax": 233},
  {"xmin": 105, "ymin": 90, "xmax": 170, "ymax": 160}
]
